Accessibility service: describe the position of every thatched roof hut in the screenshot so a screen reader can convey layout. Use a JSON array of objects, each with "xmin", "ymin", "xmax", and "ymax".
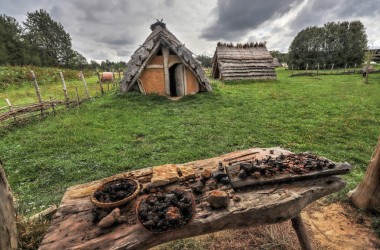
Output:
[
  {"xmin": 272, "ymin": 58, "xmax": 282, "ymax": 67},
  {"xmin": 120, "ymin": 21, "xmax": 212, "ymax": 97},
  {"xmin": 211, "ymin": 42, "xmax": 276, "ymax": 81}
]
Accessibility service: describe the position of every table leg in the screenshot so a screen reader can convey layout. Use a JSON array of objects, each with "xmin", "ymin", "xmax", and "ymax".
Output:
[{"xmin": 291, "ymin": 214, "xmax": 312, "ymax": 250}]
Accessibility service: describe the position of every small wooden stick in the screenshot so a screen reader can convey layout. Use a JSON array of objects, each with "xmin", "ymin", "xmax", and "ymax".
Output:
[
  {"xmin": 49, "ymin": 96, "xmax": 56, "ymax": 115},
  {"xmin": 224, "ymin": 151, "xmax": 260, "ymax": 162},
  {"xmin": 80, "ymin": 71, "xmax": 91, "ymax": 99}
]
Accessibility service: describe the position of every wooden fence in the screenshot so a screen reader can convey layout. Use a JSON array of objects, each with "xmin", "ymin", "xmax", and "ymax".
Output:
[
  {"xmin": 0, "ymin": 70, "xmax": 117, "ymax": 127},
  {"xmin": 289, "ymin": 63, "xmax": 380, "ymax": 77}
]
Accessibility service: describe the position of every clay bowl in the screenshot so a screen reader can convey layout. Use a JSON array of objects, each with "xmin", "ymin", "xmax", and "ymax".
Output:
[
  {"xmin": 136, "ymin": 189, "xmax": 195, "ymax": 234},
  {"xmin": 91, "ymin": 177, "xmax": 140, "ymax": 209}
]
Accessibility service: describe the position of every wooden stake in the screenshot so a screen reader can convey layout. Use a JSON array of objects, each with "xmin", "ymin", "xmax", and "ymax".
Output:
[
  {"xmin": 49, "ymin": 96, "xmax": 56, "ymax": 115},
  {"xmin": 0, "ymin": 161, "xmax": 18, "ymax": 250},
  {"xmin": 80, "ymin": 71, "xmax": 91, "ymax": 99},
  {"xmin": 30, "ymin": 71, "xmax": 44, "ymax": 116},
  {"xmin": 324, "ymin": 64, "xmax": 326, "ymax": 75},
  {"xmin": 331, "ymin": 64, "xmax": 334, "ymax": 74},
  {"xmin": 291, "ymin": 215, "xmax": 312, "ymax": 250},
  {"xmin": 291, "ymin": 64, "xmax": 294, "ymax": 76},
  {"xmin": 317, "ymin": 63, "xmax": 319, "ymax": 75},
  {"xmin": 5, "ymin": 99, "xmax": 16, "ymax": 122},
  {"xmin": 305, "ymin": 63, "xmax": 308, "ymax": 73},
  {"xmin": 354, "ymin": 63, "xmax": 357, "ymax": 73},
  {"xmin": 344, "ymin": 63, "xmax": 347, "ymax": 72},
  {"xmin": 162, "ymin": 47, "xmax": 170, "ymax": 95},
  {"xmin": 59, "ymin": 72, "xmax": 69, "ymax": 109},
  {"xmin": 75, "ymin": 87, "xmax": 80, "ymax": 106}
]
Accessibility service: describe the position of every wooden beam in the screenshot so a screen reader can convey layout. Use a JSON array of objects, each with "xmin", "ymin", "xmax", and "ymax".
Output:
[
  {"xmin": 145, "ymin": 64, "xmax": 164, "ymax": 69},
  {"xmin": 162, "ymin": 47, "xmax": 170, "ymax": 96}
]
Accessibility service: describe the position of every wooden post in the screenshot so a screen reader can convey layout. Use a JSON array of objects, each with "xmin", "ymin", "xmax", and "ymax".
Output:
[
  {"xmin": 331, "ymin": 64, "xmax": 334, "ymax": 74},
  {"xmin": 324, "ymin": 64, "xmax": 326, "ymax": 75},
  {"xmin": 97, "ymin": 72, "xmax": 104, "ymax": 94},
  {"xmin": 0, "ymin": 161, "xmax": 18, "ymax": 250},
  {"xmin": 291, "ymin": 64, "xmax": 294, "ymax": 76},
  {"xmin": 317, "ymin": 63, "xmax": 319, "ymax": 75},
  {"xmin": 75, "ymin": 87, "xmax": 80, "ymax": 106},
  {"xmin": 305, "ymin": 63, "xmax": 308, "ymax": 73},
  {"xmin": 80, "ymin": 71, "xmax": 91, "ymax": 99},
  {"xmin": 344, "ymin": 63, "xmax": 347, "ymax": 72},
  {"xmin": 59, "ymin": 72, "xmax": 70, "ymax": 109},
  {"xmin": 49, "ymin": 96, "xmax": 56, "ymax": 115},
  {"xmin": 291, "ymin": 215, "xmax": 312, "ymax": 250},
  {"xmin": 162, "ymin": 47, "xmax": 170, "ymax": 95},
  {"xmin": 5, "ymin": 99, "xmax": 16, "ymax": 122},
  {"xmin": 354, "ymin": 63, "xmax": 357, "ymax": 73},
  {"xmin": 30, "ymin": 71, "xmax": 44, "ymax": 116}
]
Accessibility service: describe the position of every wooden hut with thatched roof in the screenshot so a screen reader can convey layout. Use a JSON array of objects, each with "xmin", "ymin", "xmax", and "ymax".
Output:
[
  {"xmin": 211, "ymin": 42, "xmax": 276, "ymax": 81},
  {"xmin": 272, "ymin": 58, "xmax": 282, "ymax": 67},
  {"xmin": 120, "ymin": 21, "xmax": 212, "ymax": 97}
]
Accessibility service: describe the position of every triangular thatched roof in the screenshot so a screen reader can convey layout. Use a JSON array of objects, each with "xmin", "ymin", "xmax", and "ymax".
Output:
[
  {"xmin": 272, "ymin": 58, "xmax": 282, "ymax": 67},
  {"xmin": 120, "ymin": 22, "xmax": 211, "ymax": 93},
  {"xmin": 211, "ymin": 42, "xmax": 276, "ymax": 81}
]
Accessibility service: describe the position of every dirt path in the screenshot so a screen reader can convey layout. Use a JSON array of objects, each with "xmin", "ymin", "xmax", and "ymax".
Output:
[{"xmin": 303, "ymin": 201, "xmax": 380, "ymax": 250}]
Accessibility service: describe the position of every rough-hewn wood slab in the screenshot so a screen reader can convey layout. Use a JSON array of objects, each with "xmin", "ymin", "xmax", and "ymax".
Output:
[{"xmin": 39, "ymin": 147, "xmax": 346, "ymax": 250}]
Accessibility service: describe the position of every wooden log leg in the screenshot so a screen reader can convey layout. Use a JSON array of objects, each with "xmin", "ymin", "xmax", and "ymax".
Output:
[{"xmin": 291, "ymin": 214, "xmax": 312, "ymax": 250}]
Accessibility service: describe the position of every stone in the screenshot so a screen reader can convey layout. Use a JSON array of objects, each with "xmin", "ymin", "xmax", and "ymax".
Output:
[
  {"xmin": 151, "ymin": 164, "xmax": 179, "ymax": 187},
  {"xmin": 166, "ymin": 206, "xmax": 181, "ymax": 221},
  {"xmin": 219, "ymin": 177, "xmax": 230, "ymax": 184},
  {"xmin": 240, "ymin": 163, "xmax": 254, "ymax": 173},
  {"xmin": 238, "ymin": 169, "xmax": 247, "ymax": 179},
  {"xmin": 252, "ymin": 172, "xmax": 261, "ymax": 179},
  {"xmin": 206, "ymin": 180, "xmax": 218, "ymax": 190},
  {"xmin": 206, "ymin": 190, "xmax": 229, "ymax": 209},
  {"xmin": 191, "ymin": 181, "xmax": 204, "ymax": 194},
  {"xmin": 98, "ymin": 208, "xmax": 120, "ymax": 228},
  {"xmin": 178, "ymin": 165, "xmax": 196, "ymax": 180},
  {"xmin": 212, "ymin": 171, "xmax": 228, "ymax": 181},
  {"xmin": 201, "ymin": 169, "xmax": 212, "ymax": 180}
]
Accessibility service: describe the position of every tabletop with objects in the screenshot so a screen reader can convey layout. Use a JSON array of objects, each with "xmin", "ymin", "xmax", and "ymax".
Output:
[{"xmin": 39, "ymin": 147, "xmax": 351, "ymax": 250}]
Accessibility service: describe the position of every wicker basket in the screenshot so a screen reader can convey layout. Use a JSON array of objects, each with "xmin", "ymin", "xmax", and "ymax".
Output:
[{"xmin": 91, "ymin": 178, "xmax": 140, "ymax": 208}]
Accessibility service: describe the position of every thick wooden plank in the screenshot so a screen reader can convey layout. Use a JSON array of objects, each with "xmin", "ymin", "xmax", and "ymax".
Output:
[{"xmin": 39, "ymin": 148, "xmax": 347, "ymax": 250}]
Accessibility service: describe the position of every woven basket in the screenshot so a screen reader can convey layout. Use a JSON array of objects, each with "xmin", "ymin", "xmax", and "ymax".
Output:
[{"xmin": 91, "ymin": 178, "xmax": 140, "ymax": 209}]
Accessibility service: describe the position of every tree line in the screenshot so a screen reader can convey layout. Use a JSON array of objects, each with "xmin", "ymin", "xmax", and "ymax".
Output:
[
  {"xmin": 288, "ymin": 21, "xmax": 367, "ymax": 69},
  {"xmin": 0, "ymin": 9, "xmax": 127, "ymax": 70}
]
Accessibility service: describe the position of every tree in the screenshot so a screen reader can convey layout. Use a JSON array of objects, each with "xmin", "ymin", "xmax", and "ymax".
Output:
[
  {"xmin": 0, "ymin": 14, "xmax": 24, "ymax": 65},
  {"xmin": 288, "ymin": 21, "xmax": 368, "ymax": 69},
  {"xmin": 348, "ymin": 136, "xmax": 380, "ymax": 211},
  {"xmin": 23, "ymin": 9, "xmax": 73, "ymax": 66},
  {"xmin": 195, "ymin": 54, "xmax": 212, "ymax": 68},
  {"xmin": 269, "ymin": 50, "xmax": 288, "ymax": 63},
  {"xmin": 0, "ymin": 160, "xmax": 18, "ymax": 249}
]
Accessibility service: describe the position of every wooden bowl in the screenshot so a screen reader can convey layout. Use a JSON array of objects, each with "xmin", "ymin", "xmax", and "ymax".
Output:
[
  {"xmin": 91, "ymin": 178, "xmax": 140, "ymax": 209},
  {"xmin": 136, "ymin": 190, "xmax": 195, "ymax": 233}
]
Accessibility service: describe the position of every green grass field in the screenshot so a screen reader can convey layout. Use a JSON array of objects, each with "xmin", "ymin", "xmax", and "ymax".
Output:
[{"xmin": 0, "ymin": 68, "xmax": 379, "ymax": 215}]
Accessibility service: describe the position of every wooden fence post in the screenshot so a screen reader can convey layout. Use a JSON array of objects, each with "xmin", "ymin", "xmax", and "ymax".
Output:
[
  {"xmin": 59, "ymin": 72, "xmax": 70, "ymax": 109},
  {"xmin": 49, "ymin": 96, "xmax": 56, "ymax": 115},
  {"xmin": 97, "ymin": 72, "xmax": 104, "ymax": 94},
  {"xmin": 324, "ymin": 64, "xmax": 326, "ymax": 75},
  {"xmin": 5, "ymin": 99, "xmax": 16, "ymax": 122},
  {"xmin": 75, "ymin": 87, "xmax": 81, "ymax": 106},
  {"xmin": 317, "ymin": 63, "xmax": 319, "ymax": 75},
  {"xmin": 331, "ymin": 64, "xmax": 334, "ymax": 74},
  {"xmin": 80, "ymin": 71, "xmax": 91, "ymax": 99},
  {"xmin": 0, "ymin": 161, "xmax": 18, "ymax": 250},
  {"xmin": 354, "ymin": 63, "xmax": 357, "ymax": 73},
  {"xmin": 305, "ymin": 63, "xmax": 308, "ymax": 73},
  {"xmin": 291, "ymin": 64, "xmax": 294, "ymax": 76},
  {"xmin": 344, "ymin": 63, "xmax": 347, "ymax": 72},
  {"xmin": 30, "ymin": 71, "xmax": 44, "ymax": 116}
]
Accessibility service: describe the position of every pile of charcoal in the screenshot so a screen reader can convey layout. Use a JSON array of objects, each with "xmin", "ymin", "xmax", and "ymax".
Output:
[
  {"xmin": 238, "ymin": 153, "xmax": 336, "ymax": 179},
  {"xmin": 94, "ymin": 179, "xmax": 137, "ymax": 203},
  {"xmin": 137, "ymin": 190, "xmax": 194, "ymax": 233}
]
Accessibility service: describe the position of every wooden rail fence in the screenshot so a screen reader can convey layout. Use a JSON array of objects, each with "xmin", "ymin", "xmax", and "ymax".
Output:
[
  {"xmin": 0, "ymin": 71, "xmax": 116, "ymax": 127},
  {"xmin": 289, "ymin": 63, "xmax": 380, "ymax": 77}
]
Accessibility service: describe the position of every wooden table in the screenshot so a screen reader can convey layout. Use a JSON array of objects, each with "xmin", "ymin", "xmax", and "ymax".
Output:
[{"xmin": 39, "ymin": 147, "xmax": 347, "ymax": 250}]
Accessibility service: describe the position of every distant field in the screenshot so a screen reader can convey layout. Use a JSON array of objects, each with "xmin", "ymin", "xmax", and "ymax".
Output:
[{"xmin": 0, "ymin": 67, "xmax": 379, "ymax": 215}]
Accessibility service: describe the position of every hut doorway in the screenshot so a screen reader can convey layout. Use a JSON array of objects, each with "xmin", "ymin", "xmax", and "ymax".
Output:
[{"xmin": 169, "ymin": 63, "xmax": 185, "ymax": 97}]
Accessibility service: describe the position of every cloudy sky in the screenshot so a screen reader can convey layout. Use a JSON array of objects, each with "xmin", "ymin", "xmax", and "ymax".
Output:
[{"xmin": 1, "ymin": 0, "xmax": 379, "ymax": 62}]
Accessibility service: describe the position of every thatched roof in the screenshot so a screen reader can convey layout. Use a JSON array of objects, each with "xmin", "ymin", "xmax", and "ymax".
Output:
[
  {"xmin": 212, "ymin": 42, "xmax": 276, "ymax": 81},
  {"xmin": 120, "ymin": 21, "xmax": 211, "ymax": 93},
  {"xmin": 272, "ymin": 58, "xmax": 282, "ymax": 67}
]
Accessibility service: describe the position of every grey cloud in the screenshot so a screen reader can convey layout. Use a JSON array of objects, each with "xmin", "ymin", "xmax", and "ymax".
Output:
[{"xmin": 200, "ymin": 0, "xmax": 302, "ymax": 41}]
